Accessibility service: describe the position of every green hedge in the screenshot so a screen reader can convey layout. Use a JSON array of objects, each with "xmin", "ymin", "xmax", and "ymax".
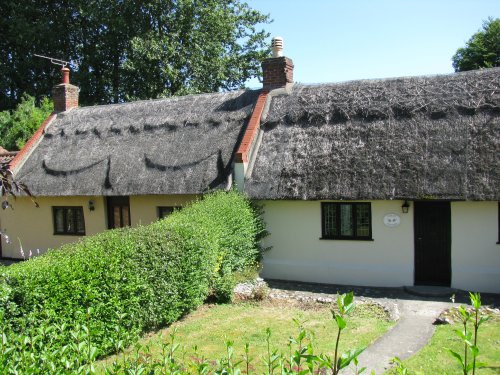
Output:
[{"xmin": 0, "ymin": 190, "xmax": 264, "ymax": 372}]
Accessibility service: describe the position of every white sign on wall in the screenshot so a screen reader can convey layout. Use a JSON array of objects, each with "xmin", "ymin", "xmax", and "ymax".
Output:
[{"xmin": 383, "ymin": 213, "xmax": 401, "ymax": 228}]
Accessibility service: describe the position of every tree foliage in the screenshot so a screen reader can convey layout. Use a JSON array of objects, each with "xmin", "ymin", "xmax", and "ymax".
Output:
[
  {"xmin": 0, "ymin": 94, "xmax": 47, "ymax": 209},
  {"xmin": 0, "ymin": 94, "xmax": 53, "ymax": 151},
  {"xmin": 452, "ymin": 18, "xmax": 500, "ymax": 72},
  {"xmin": 0, "ymin": 0, "xmax": 270, "ymax": 110}
]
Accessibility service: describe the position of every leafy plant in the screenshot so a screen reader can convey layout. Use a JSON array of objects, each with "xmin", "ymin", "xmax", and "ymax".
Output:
[
  {"xmin": 99, "ymin": 294, "xmax": 373, "ymax": 374},
  {"xmin": 390, "ymin": 356, "xmax": 411, "ymax": 375},
  {"xmin": 445, "ymin": 292, "xmax": 489, "ymax": 374},
  {"xmin": 325, "ymin": 292, "xmax": 366, "ymax": 374},
  {"xmin": 0, "ymin": 189, "xmax": 264, "ymax": 371},
  {"xmin": 0, "ymin": 163, "xmax": 38, "ymax": 210},
  {"xmin": 0, "ymin": 94, "xmax": 53, "ymax": 150}
]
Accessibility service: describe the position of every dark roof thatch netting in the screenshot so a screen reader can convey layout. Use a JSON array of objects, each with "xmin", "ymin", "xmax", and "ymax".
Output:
[
  {"xmin": 16, "ymin": 89, "xmax": 259, "ymax": 196},
  {"xmin": 247, "ymin": 68, "xmax": 500, "ymax": 200}
]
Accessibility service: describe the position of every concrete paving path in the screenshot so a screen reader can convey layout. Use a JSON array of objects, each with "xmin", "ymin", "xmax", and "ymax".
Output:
[{"xmin": 345, "ymin": 299, "xmax": 452, "ymax": 374}]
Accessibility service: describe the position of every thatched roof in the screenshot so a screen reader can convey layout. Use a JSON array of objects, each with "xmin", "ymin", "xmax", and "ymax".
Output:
[
  {"xmin": 246, "ymin": 68, "xmax": 500, "ymax": 200},
  {"xmin": 16, "ymin": 89, "xmax": 259, "ymax": 196}
]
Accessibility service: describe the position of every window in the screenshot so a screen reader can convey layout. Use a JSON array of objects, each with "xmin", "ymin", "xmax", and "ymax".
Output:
[
  {"xmin": 53, "ymin": 207, "xmax": 85, "ymax": 235},
  {"xmin": 497, "ymin": 202, "xmax": 499, "ymax": 244},
  {"xmin": 321, "ymin": 202, "xmax": 372, "ymax": 240},
  {"xmin": 158, "ymin": 206, "xmax": 180, "ymax": 219},
  {"xmin": 107, "ymin": 197, "xmax": 130, "ymax": 229}
]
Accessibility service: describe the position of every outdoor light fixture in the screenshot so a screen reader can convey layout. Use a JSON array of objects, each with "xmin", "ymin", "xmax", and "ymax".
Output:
[
  {"xmin": 88, "ymin": 200, "xmax": 95, "ymax": 211},
  {"xmin": 401, "ymin": 200, "xmax": 410, "ymax": 214}
]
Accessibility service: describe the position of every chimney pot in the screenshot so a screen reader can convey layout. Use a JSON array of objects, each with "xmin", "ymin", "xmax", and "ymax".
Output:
[
  {"xmin": 271, "ymin": 36, "xmax": 284, "ymax": 58},
  {"xmin": 262, "ymin": 37, "xmax": 293, "ymax": 91},
  {"xmin": 61, "ymin": 67, "xmax": 70, "ymax": 84}
]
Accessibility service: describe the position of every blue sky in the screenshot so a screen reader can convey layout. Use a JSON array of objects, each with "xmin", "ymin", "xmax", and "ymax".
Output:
[{"xmin": 245, "ymin": 0, "xmax": 500, "ymax": 88}]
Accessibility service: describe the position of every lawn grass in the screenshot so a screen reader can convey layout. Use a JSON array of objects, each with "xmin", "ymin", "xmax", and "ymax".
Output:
[
  {"xmin": 98, "ymin": 299, "xmax": 394, "ymax": 372},
  {"xmin": 385, "ymin": 314, "xmax": 500, "ymax": 374}
]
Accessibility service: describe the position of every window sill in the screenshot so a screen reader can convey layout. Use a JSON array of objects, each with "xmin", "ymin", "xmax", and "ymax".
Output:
[
  {"xmin": 497, "ymin": 241, "xmax": 500, "ymax": 245},
  {"xmin": 53, "ymin": 233, "xmax": 86, "ymax": 236},
  {"xmin": 320, "ymin": 237, "xmax": 374, "ymax": 241}
]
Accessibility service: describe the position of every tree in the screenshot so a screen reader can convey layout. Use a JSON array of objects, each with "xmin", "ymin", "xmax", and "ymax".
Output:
[
  {"xmin": 452, "ymin": 18, "xmax": 500, "ymax": 72},
  {"xmin": 0, "ymin": 94, "xmax": 53, "ymax": 151},
  {"xmin": 0, "ymin": 1, "xmax": 75, "ymax": 110},
  {"xmin": 0, "ymin": 0, "xmax": 271, "ymax": 110}
]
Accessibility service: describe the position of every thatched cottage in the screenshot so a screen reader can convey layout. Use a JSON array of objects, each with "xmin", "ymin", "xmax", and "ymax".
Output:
[{"xmin": 1, "ymin": 39, "xmax": 499, "ymax": 293}]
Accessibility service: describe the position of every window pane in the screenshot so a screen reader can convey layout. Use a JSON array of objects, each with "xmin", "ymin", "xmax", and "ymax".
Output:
[
  {"xmin": 356, "ymin": 204, "xmax": 370, "ymax": 237},
  {"xmin": 55, "ymin": 208, "xmax": 64, "ymax": 233},
  {"xmin": 323, "ymin": 204, "xmax": 337, "ymax": 237},
  {"xmin": 113, "ymin": 207, "xmax": 121, "ymax": 228},
  {"xmin": 159, "ymin": 207, "xmax": 174, "ymax": 219},
  {"xmin": 340, "ymin": 204, "xmax": 353, "ymax": 236},
  {"xmin": 66, "ymin": 208, "xmax": 74, "ymax": 233},
  {"xmin": 53, "ymin": 207, "xmax": 85, "ymax": 235},
  {"xmin": 75, "ymin": 209, "xmax": 85, "ymax": 234},
  {"xmin": 121, "ymin": 206, "xmax": 130, "ymax": 226}
]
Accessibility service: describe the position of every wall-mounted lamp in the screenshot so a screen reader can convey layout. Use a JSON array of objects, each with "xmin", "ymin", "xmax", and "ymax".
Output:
[
  {"xmin": 401, "ymin": 200, "xmax": 410, "ymax": 214},
  {"xmin": 88, "ymin": 200, "xmax": 95, "ymax": 211}
]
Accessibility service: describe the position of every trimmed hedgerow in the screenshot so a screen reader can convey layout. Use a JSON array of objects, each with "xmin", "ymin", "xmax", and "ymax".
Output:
[{"xmin": 0, "ymin": 190, "xmax": 264, "ymax": 371}]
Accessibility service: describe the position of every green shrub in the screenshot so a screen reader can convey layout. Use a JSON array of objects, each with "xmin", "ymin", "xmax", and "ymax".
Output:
[{"xmin": 0, "ymin": 189, "xmax": 264, "ymax": 372}]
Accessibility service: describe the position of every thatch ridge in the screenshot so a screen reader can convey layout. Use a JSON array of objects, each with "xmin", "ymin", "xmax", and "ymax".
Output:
[
  {"xmin": 247, "ymin": 68, "xmax": 500, "ymax": 200},
  {"xmin": 16, "ymin": 89, "xmax": 260, "ymax": 196}
]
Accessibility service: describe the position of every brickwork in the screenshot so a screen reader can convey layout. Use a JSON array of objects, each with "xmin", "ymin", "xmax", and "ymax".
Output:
[
  {"xmin": 235, "ymin": 55, "xmax": 294, "ymax": 165},
  {"xmin": 235, "ymin": 91, "xmax": 269, "ymax": 163},
  {"xmin": 262, "ymin": 56, "xmax": 294, "ymax": 90},
  {"xmin": 52, "ymin": 84, "xmax": 79, "ymax": 112}
]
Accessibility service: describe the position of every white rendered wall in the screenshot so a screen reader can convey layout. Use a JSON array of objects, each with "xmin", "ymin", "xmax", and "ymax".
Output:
[
  {"xmin": 451, "ymin": 201, "xmax": 499, "ymax": 293},
  {"xmin": 233, "ymin": 163, "xmax": 246, "ymax": 191},
  {"xmin": 129, "ymin": 195, "xmax": 196, "ymax": 226},
  {"xmin": 259, "ymin": 200, "xmax": 415, "ymax": 287},
  {"xmin": 0, "ymin": 195, "xmax": 197, "ymax": 259},
  {"xmin": 0, "ymin": 196, "xmax": 106, "ymax": 258}
]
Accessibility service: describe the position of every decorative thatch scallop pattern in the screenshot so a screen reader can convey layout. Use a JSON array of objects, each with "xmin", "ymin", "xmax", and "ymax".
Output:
[
  {"xmin": 247, "ymin": 68, "xmax": 500, "ymax": 200},
  {"xmin": 17, "ymin": 89, "xmax": 259, "ymax": 196}
]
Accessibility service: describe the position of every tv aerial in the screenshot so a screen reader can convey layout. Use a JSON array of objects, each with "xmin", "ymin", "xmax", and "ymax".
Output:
[{"xmin": 33, "ymin": 54, "xmax": 69, "ymax": 68}]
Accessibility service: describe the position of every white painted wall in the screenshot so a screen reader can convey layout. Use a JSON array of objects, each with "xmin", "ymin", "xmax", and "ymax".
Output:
[
  {"xmin": 233, "ymin": 163, "xmax": 246, "ymax": 191},
  {"xmin": 0, "ymin": 196, "xmax": 106, "ymax": 258},
  {"xmin": 2, "ymin": 196, "xmax": 498, "ymax": 293},
  {"xmin": 129, "ymin": 195, "xmax": 196, "ymax": 226},
  {"xmin": 0, "ymin": 195, "xmax": 197, "ymax": 258},
  {"xmin": 451, "ymin": 201, "xmax": 499, "ymax": 293},
  {"xmin": 260, "ymin": 200, "xmax": 415, "ymax": 287},
  {"xmin": 260, "ymin": 200, "xmax": 500, "ymax": 293}
]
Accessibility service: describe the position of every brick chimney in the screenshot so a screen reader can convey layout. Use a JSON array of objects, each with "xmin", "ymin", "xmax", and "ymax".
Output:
[
  {"xmin": 52, "ymin": 67, "xmax": 79, "ymax": 112},
  {"xmin": 262, "ymin": 37, "xmax": 294, "ymax": 90}
]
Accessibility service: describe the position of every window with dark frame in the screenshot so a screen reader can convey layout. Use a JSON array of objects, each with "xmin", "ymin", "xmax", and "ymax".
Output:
[
  {"xmin": 107, "ymin": 196, "xmax": 131, "ymax": 229},
  {"xmin": 53, "ymin": 207, "xmax": 85, "ymax": 235},
  {"xmin": 321, "ymin": 202, "xmax": 372, "ymax": 240},
  {"xmin": 158, "ymin": 206, "xmax": 181, "ymax": 219}
]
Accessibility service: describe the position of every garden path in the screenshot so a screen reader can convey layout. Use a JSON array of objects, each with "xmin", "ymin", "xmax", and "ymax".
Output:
[
  {"xmin": 255, "ymin": 280, "xmax": 500, "ymax": 374},
  {"xmin": 345, "ymin": 298, "xmax": 451, "ymax": 374}
]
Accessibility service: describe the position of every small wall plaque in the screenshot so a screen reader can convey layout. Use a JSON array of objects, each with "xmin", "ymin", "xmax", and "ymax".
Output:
[{"xmin": 383, "ymin": 213, "xmax": 401, "ymax": 228}]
